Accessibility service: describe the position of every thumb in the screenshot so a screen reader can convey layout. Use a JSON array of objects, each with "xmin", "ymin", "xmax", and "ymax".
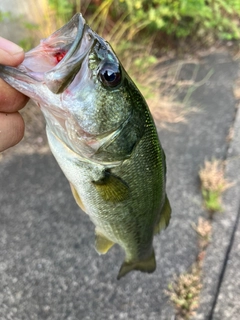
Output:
[{"xmin": 0, "ymin": 37, "xmax": 24, "ymax": 66}]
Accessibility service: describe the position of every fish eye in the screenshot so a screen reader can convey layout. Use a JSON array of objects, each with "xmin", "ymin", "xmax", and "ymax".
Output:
[{"xmin": 99, "ymin": 64, "xmax": 122, "ymax": 88}]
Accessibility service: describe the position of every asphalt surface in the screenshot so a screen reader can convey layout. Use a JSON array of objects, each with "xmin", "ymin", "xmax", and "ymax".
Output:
[{"xmin": 1, "ymin": 6, "xmax": 240, "ymax": 320}]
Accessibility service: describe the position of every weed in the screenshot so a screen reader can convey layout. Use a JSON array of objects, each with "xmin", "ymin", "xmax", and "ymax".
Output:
[
  {"xmin": 167, "ymin": 264, "xmax": 202, "ymax": 320},
  {"xmin": 167, "ymin": 217, "xmax": 212, "ymax": 319},
  {"xmin": 193, "ymin": 217, "xmax": 212, "ymax": 252},
  {"xmin": 199, "ymin": 159, "xmax": 233, "ymax": 215}
]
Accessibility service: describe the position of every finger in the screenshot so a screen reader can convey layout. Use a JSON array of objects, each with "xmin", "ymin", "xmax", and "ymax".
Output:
[
  {"xmin": 0, "ymin": 37, "xmax": 24, "ymax": 66},
  {"xmin": 0, "ymin": 79, "xmax": 29, "ymax": 112},
  {"xmin": 0, "ymin": 112, "xmax": 25, "ymax": 152},
  {"xmin": 0, "ymin": 37, "xmax": 28, "ymax": 112}
]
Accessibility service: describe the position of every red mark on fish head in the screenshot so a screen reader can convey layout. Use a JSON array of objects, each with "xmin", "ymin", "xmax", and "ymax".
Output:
[{"xmin": 54, "ymin": 51, "xmax": 66, "ymax": 64}]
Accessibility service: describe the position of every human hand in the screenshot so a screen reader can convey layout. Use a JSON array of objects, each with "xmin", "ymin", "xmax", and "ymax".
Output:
[{"xmin": 0, "ymin": 37, "xmax": 29, "ymax": 152}]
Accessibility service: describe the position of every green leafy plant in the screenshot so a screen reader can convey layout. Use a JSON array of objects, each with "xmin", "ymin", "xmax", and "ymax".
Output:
[{"xmin": 121, "ymin": 0, "xmax": 240, "ymax": 41}]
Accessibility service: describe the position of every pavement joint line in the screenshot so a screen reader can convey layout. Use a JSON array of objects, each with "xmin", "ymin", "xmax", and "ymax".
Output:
[{"xmin": 207, "ymin": 203, "xmax": 240, "ymax": 320}]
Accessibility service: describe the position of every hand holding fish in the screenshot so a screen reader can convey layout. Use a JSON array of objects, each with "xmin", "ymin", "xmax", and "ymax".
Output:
[{"xmin": 0, "ymin": 37, "xmax": 28, "ymax": 151}]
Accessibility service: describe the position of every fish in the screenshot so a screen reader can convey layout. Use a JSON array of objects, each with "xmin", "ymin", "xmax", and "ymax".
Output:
[{"xmin": 0, "ymin": 13, "xmax": 171, "ymax": 279}]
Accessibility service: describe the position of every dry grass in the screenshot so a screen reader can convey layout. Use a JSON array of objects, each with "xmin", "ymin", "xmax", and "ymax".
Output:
[
  {"xmin": 149, "ymin": 98, "xmax": 187, "ymax": 126},
  {"xmin": 148, "ymin": 59, "xmax": 213, "ymax": 127}
]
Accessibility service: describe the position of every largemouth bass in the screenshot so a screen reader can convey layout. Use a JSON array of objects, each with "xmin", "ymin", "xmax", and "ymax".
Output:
[{"xmin": 0, "ymin": 14, "xmax": 171, "ymax": 279}]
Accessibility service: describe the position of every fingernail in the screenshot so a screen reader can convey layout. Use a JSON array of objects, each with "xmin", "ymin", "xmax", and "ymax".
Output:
[{"xmin": 0, "ymin": 37, "xmax": 23, "ymax": 55}]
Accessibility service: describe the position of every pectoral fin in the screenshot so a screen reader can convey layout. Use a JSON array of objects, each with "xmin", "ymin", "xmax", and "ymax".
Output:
[
  {"xmin": 154, "ymin": 195, "xmax": 171, "ymax": 234},
  {"xmin": 92, "ymin": 170, "xmax": 129, "ymax": 202},
  {"xmin": 117, "ymin": 250, "xmax": 156, "ymax": 280},
  {"xmin": 70, "ymin": 183, "xmax": 86, "ymax": 212},
  {"xmin": 95, "ymin": 229, "xmax": 115, "ymax": 254}
]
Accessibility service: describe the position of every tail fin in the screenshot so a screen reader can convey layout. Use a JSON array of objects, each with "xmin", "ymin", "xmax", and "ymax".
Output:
[{"xmin": 117, "ymin": 250, "xmax": 156, "ymax": 280}]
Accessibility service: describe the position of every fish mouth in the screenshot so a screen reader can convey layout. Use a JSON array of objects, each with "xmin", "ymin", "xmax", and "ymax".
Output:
[
  {"xmin": 43, "ymin": 13, "xmax": 96, "ymax": 94},
  {"xmin": 42, "ymin": 13, "xmax": 118, "ymax": 94}
]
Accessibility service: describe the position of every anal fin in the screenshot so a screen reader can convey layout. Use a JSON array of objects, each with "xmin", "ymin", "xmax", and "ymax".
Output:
[
  {"xmin": 154, "ymin": 195, "xmax": 171, "ymax": 234},
  {"xmin": 117, "ymin": 250, "xmax": 156, "ymax": 280},
  {"xmin": 95, "ymin": 229, "xmax": 115, "ymax": 254}
]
